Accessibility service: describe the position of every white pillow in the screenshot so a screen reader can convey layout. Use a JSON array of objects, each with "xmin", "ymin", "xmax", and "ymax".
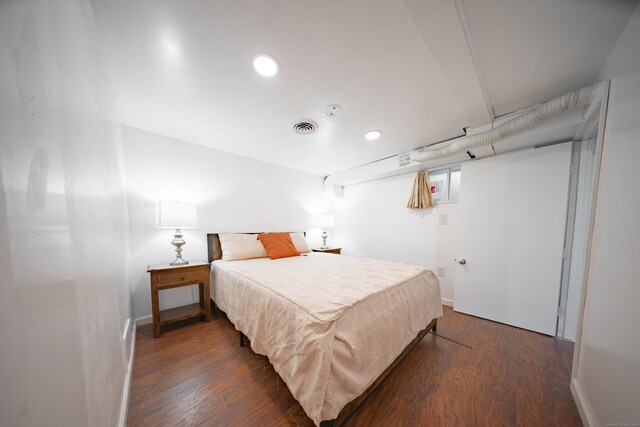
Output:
[
  {"xmin": 219, "ymin": 233, "xmax": 268, "ymax": 261},
  {"xmin": 290, "ymin": 232, "xmax": 311, "ymax": 254}
]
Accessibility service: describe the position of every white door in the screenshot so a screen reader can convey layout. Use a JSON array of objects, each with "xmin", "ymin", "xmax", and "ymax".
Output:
[{"xmin": 454, "ymin": 143, "xmax": 571, "ymax": 335}]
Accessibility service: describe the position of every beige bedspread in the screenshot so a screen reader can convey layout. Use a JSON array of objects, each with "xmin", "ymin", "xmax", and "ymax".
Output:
[{"xmin": 211, "ymin": 252, "xmax": 442, "ymax": 425}]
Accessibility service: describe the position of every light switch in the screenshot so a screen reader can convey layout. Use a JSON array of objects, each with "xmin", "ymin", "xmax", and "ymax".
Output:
[
  {"xmin": 439, "ymin": 214, "xmax": 448, "ymax": 225},
  {"xmin": 436, "ymin": 267, "xmax": 445, "ymax": 277}
]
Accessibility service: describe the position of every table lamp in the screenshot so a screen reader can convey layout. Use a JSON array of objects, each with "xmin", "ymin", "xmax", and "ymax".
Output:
[
  {"xmin": 157, "ymin": 201, "xmax": 197, "ymax": 265},
  {"xmin": 318, "ymin": 213, "xmax": 335, "ymax": 249}
]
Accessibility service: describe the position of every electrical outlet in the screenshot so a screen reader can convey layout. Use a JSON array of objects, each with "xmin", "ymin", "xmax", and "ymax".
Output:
[
  {"xmin": 436, "ymin": 266, "xmax": 445, "ymax": 277},
  {"xmin": 439, "ymin": 214, "xmax": 448, "ymax": 225}
]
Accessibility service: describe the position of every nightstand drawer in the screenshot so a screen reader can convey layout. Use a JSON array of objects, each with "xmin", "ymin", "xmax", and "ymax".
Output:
[{"xmin": 157, "ymin": 268, "xmax": 204, "ymax": 286}]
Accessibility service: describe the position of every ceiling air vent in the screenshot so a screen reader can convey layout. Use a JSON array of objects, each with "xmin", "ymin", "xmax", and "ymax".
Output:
[
  {"xmin": 293, "ymin": 120, "xmax": 318, "ymax": 135},
  {"xmin": 398, "ymin": 151, "xmax": 412, "ymax": 168}
]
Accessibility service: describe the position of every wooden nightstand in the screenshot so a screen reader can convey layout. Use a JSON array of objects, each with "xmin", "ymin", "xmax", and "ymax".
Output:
[
  {"xmin": 312, "ymin": 247, "xmax": 342, "ymax": 255},
  {"xmin": 147, "ymin": 261, "xmax": 212, "ymax": 337}
]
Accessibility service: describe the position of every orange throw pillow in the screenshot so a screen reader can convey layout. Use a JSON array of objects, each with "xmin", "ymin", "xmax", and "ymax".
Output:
[{"xmin": 258, "ymin": 232, "xmax": 301, "ymax": 260}]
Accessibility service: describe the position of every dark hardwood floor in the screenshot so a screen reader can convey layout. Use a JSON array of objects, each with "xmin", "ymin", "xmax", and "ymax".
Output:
[{"xmin": 127, "ymin": 306, "xmax": 582, "ymax": 426}]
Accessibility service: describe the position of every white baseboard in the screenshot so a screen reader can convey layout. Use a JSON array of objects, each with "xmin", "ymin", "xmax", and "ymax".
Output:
[
  {"xmin": 135, "ymin": 314, "xmax": 152, "ymax": 325},
  {"xmin": 441, "ymin": 298, "xmax": 454, "ymax": 307},
  {"xmin": 571, "ymin": 378, "xmax": 596, "ymax": 427},
  {"xmin": 118, "ymin": 322, "xmax": 136, "ymax": 427}
]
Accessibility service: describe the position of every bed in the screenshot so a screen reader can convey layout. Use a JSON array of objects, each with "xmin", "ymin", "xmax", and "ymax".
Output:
[{"xmin": 207, "ymin": 233, "xmax": 442, "ymax": 426}]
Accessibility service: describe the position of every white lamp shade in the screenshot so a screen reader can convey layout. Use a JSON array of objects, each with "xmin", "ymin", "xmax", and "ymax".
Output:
[
  {"xmin": 157, "ymin": 201, "xmax": 197, "ymax": 229},
  {"xmin": 317, "ymin": 213, "xmax": 335, "ymax": 229}
]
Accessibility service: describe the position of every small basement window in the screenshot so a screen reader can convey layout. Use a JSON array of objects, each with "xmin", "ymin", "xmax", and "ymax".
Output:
[{"xmin": 429, "ymin": 166, "xmax": 461, "ymax": 202}]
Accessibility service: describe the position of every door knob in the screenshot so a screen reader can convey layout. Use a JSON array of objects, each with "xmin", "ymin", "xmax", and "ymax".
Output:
[{"xmin": 456, "ymin": 258, "xmax": 467, "ymax": 265}]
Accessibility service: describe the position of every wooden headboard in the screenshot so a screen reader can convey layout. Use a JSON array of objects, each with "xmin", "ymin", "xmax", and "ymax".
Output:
[
  {"xmin": 207, "ymin": 232, "xmax": 306, "ymax": 263},
  {"xmin": 207, "ymin": 233, "xmax": 223, "ymax": 262}
]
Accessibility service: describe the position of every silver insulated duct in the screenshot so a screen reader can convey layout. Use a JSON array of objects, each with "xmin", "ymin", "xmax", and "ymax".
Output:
[{"xmin": 411, "ymin": 84, "xmax": 598, "ymax": 162}]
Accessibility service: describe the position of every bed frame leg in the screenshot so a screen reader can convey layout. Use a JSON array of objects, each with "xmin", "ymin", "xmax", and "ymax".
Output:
[
  {"xmin": 432, "ymin": 319, "xmax": 438, "ymax": 333},
  {"xmin": 240, "ymin": 332, "xmax": 245, "ymax": 347}
]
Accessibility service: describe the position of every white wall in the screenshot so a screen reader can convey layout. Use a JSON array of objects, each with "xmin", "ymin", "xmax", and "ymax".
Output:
[
  {"xmin": 122, "ymin": 126, "xmax": 326, "ymax": 321},
  {"xmin": 572, "ymin": 3, "xmax": 640, "ymax": 425},
  {"xmin": 332, "ymin": 174, "xmax": 458, "ymax": 305},
  {"xmin": 0, "ymin": 1, "xmax": 133, "ymax": 426}
]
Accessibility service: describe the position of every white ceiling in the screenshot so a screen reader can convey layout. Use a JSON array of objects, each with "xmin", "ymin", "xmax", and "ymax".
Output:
[{"xmin": 92, "ymin": 0, "xmax": 637, "ymax": 176}]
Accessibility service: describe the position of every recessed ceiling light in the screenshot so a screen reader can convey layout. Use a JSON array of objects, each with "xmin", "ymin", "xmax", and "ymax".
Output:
[
  {"xmin": 161, "ymin": 36, "xmax": 180, "ymax": 61},
  {"xmin": 365, "ymin": 130, "xmax": 382, "ymax": 140},
  {"xmin": 252, "ymin": 53, "xmax": 279, "ymax": 77}
]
